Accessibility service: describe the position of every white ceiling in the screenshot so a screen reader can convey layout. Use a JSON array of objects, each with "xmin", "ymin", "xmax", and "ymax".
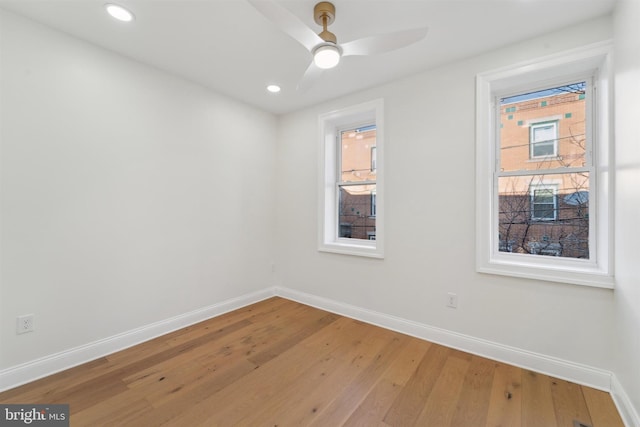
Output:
[{"xmin": 0, "ymin": 0, "xmax": 616, "ymax": 114}]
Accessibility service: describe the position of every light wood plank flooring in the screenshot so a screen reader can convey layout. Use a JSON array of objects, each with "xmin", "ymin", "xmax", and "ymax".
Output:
[{"xmin": 0, "ymin": 297, "xmax": 625, "ymax": 426}]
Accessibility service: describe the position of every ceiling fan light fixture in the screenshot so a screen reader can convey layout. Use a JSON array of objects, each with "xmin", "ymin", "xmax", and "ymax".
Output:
[
  {"xmin": 105, "ymin": 3, "xmax": 135, "ymax": 22},
  {"xmin": 313, "ymin": 44, "xmax": 341, "ymax": 69}
]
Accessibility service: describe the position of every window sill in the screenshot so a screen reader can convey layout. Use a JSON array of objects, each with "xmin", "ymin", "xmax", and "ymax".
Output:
[
  {"xmin": 319, "ymin": 241, "xmax": 384, "ymax": 259},
  {"xmin": 526, "ymin": 156, "xmax": 562, "ymax": 162},
  {"xmin": 478, "ymin": 256, "xmax": 614, "ymax": 289}
]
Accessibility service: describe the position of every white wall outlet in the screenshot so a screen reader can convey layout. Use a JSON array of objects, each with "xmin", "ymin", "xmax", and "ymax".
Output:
[
  {"xmin": 17, "ymin": 314, "xmax": 35, "ymax": 334},
  {"xmin": 446, "ymin": 293, "xmax": 458, "ymax": 309}
]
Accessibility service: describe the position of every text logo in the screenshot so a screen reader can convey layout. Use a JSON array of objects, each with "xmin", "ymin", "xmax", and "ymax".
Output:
[{"xmin": 0, "ymin": 404, "xmax": 69, "ymax": 426}]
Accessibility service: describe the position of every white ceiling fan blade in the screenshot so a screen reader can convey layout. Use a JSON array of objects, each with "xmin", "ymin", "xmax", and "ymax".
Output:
[
  {"xmin": 297, "ymin": 61, "xmax": 324, "ymax": 92},
  {"xmin": 341, "ymin": 27, "xmax": 428, "ymax": 57},
  {"xmin": 248, "ymin": 0, "xmax": 324, "ymax": 52}
]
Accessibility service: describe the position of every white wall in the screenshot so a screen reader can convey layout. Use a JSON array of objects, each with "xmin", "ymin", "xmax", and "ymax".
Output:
[
  {"xmin": 0, "ymin": 10, "xmax": 277, "ymax": 369},
  {"xmin": 276, "ymin": 16, "xmax": 617, "ymax": 371},
  {"xmin": 2, "ymin": 5, "xmax": 638, "ymax": 419},
  {"xmin": 613, "ymin": 0, "xmax": 640, "ymax": 420}
]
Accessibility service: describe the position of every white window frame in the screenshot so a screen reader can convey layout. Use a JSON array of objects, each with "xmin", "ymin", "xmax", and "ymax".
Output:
[
  {"xmin": 476, "ymin": 42, "xmax": 614, "ymax": 288},
  {"xmin": 318, "ymin": 99, "xmax": 384, "ymax": 258}
]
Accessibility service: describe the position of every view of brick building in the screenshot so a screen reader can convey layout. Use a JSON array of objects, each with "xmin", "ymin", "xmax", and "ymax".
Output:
[
  {"xmin": 498, "ymin": 82, "xmax": 589, "ymax": 258},
  {"xmin": 338, "ymin": 126, "xmax": 377, "ymax": 240}
]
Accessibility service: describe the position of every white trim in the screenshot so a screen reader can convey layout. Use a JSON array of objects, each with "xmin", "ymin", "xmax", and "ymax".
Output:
[
  {"xmin": 0, "ymin": 288, "xmax": 275, "ymax": 392},
  {"xmin": 481, "ymin": 41, "xmax": 613, "ymax": 94},
  {"xmin": 611, "ymin": 374, "xmax": 640, "ymax": 427},
  {"xmin": 318, "ymin": 99, "xmax": 384, "ymax": 259},
  {"xmin": 2, "ymin": 285, "xmax": 635, "ymax": 424},
  {"xmin": 273, "ymin": 286, "xmax": 612, "ymax": 391},
  {"xmin": 476, "ymin": 41, "xmax": 614, "ymax": 288}
]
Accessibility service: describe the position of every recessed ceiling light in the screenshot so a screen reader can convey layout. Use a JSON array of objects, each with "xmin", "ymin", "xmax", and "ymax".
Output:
[
  {"xmin": 105, "ymin": 4, "xmax": 135, "ymax": 22},
  {"xmin": 266, "ymin": 85, "xmax": 281, "ymax": 93}
]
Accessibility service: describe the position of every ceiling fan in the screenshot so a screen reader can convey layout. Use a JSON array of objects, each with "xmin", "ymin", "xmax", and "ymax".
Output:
[{"xmin": 248, "ymin": 0, "xmax": 428, "ymax": 90}]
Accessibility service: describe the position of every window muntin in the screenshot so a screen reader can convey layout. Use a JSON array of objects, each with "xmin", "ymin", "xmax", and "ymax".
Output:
[{"xmin": 497, "ymin": 81, "xmax": 591, "ymax": 260}]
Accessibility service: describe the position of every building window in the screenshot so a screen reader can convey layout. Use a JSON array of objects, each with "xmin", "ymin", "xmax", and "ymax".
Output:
[
  {"xmin": 530, "ymin": 121, "xmax": 558, "ymax": 158},
  {"xmin": 476, "ymin": 42, "xmax": 613, "ymax": 288},
  {"xmin": 530, "ymin": 185, "xmax": 558, "ymax": 221},
  {"xmin": 370, "ymin": 190, "xmax": 377, "ymax": 217},
  {"xmin": 371, "ymin": 146, "xmax": 377, "ymax": 172},
  {"xmin": 319, "ymin": 99, "xmax": 384, "ymax": 258}
]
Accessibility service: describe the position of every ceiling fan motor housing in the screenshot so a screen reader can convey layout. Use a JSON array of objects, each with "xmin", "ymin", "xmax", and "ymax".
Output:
[{"xmin": 314, "ymin": 2, "xmax": 337, "ymax": 44}]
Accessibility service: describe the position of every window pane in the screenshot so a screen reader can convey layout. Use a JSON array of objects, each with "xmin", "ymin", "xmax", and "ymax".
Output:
[
  {"xmin": 531, "ymin": 123, "xmax": 557, "ymax": 157},
  {"xmin": 341, "ymin": 126, "xmax": 376, "ymax": 183},
  {"xmin": 498, "ymin": 172, "xmax": 589, "ymax": 258},
  {"xmin": 532, "ymin": 142, "xmax": 555, "ymax": 157},
  {"xmin": 532, "ymin": 124, "xmax": 555, "ymax": 142},
  {"xmin": 500, "ymin": 82, "xmax": 586, "ymax": 172},
  {"xmin": 339, "ymin": 184, "xmax": 376, "ymax": 240},
  {"xmin": 532, "ymin": 188, "xmax": 555, "ymax": 219}
]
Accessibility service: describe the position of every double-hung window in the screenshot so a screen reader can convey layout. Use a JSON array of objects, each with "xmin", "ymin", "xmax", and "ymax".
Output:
[
  {"xmin": 319, "ymin": 99, "xmax": 384, "ymax": 258},
  {"xmin": 530, "ymin": 185, "xmax": 558, "ymax": 221},
  {"xmin": 338, "ymin": 125, "xmax": 377, "ymax": 239},
  {"xmin": 476, "ymin": 42, "xmax": 613, "ymax": 287},
  {"xmin": 530, "ymin": 121, "xmax": 558, "ymax": 158}
]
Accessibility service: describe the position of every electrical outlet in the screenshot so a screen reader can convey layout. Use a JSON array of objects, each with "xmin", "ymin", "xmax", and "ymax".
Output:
[
  {"xmin": 17, "ymin": 314, "xmax": 35, "ymax": 334},
  {"xmin": 446, "ymin": 293, "xmax": 458, "ymax": 309}
]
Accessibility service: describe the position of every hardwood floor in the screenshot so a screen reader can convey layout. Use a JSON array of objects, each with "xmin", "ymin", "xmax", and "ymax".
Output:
[{"xmin": 0, "ymin": 297, "xmax": 625, "ymax": 426}]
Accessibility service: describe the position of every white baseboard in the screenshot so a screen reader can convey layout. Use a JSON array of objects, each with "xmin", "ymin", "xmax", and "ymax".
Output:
[
  {"xmin": 274, "ymin": 286, "xmax": 613, "ymax": 392},
  {"xmin": 0, "ymin": 288, "xmax": 276, "ymax": 392},
  {"xmin": 611, "ymin": 374, "xmax": 640, "ymax": 427},
  {"xmin": 3, "ymin": 285, "xmax": 636, "ymax": 427}
]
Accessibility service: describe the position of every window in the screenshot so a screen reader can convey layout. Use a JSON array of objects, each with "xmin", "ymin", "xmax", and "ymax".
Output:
[
  {"xmin": 338, "ymin": 125, "xmax": 377, "ymax": 239},
  {"xmin": 319, "ymin": 99, "xmax": 384, "ymax": 258},
  {"xmin": 530, "ymin": 185, "xmax": 558, "ymax": 220},
  {"xmin": 476, "ymin": 42, "xmax": 613, "ymax": 288},
  {"xmin": 499, "ymin": 81, "xmax": 588, "ymax": 258},
  {"xmin": 371, "ymin": 146, "xmax": 377, "ymax": 172},
  {"xmin": 530, "ymin": 121, "xmax": 558, "ymax": 158},
  {"xmin": 370, "ymin": 190, "xmax": 377, "ymax": 217}
]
